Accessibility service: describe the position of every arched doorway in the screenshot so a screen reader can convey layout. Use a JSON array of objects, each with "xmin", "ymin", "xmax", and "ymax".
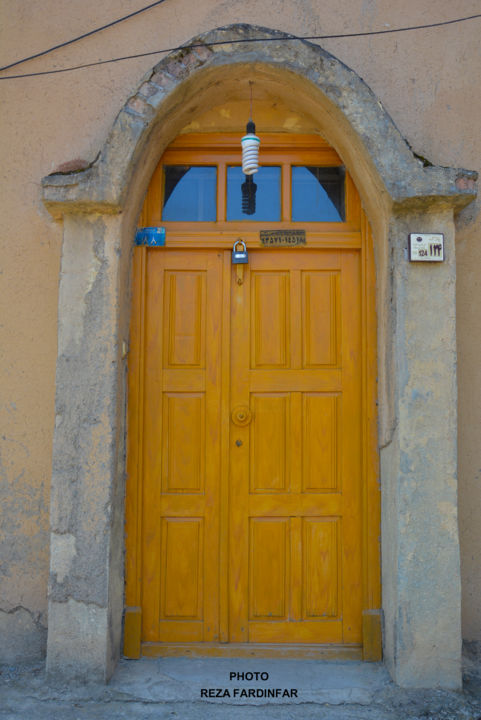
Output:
[
  {"xmin": 42, "ymin": 25, "xmax": 474, "ymax": 686},
  {"xmin": 124, "ymin": 131, "xmax": 380, "ymax": 658}
]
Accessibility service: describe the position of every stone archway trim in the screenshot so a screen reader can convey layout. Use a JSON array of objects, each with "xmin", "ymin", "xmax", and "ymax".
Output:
[{"xmin": 42, "ymin": 25, "xmax": 476, "ymax": 217}]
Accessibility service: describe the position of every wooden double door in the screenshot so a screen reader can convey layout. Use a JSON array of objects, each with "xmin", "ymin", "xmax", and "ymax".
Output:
[
  {"xmin": 129, "ymin": 244, "xmax": 363, "ymax": 648},
  {"xmin": 125, "ymin": 133, "xmax": 380, "ymax": 657}
]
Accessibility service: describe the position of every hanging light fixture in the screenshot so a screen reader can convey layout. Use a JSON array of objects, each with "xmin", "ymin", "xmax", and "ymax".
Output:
[
  {"xmin": 241, "ymin": 82, "xmax": 259, "ymax": 215},
  {"xmin": 241, "ymin": 119, "xmax": 260, "ymax": 175}
]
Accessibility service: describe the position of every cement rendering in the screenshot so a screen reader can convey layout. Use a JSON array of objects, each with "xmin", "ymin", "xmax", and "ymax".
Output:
[{"xmin": 2, "ymin": 655, "xmax": 481, "ymax": 720}]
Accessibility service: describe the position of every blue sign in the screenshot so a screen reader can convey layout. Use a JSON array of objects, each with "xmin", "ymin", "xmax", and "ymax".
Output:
[{"xmin": 135, "ymin": 227, "xmax": 166, "ymax": 247}]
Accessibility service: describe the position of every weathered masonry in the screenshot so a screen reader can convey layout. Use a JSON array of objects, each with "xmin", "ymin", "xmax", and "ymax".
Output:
[{"xmin": 41, "ymin": 25, "xmax": 477, "ymax": 688}]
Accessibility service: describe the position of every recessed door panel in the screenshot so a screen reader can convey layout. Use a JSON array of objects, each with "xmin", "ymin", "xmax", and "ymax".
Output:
[
  {"xmin": 249, "ymin": 518, "xmax": 289, "ymax": 619},
  {"xmin": 162, "ymin": 393, "xmax": 205, "ymax": 493},
  {"xmin": 251, "ymin": 272, "xmax": 290, "ymax": 368},
  {"xmin": 249, "ymin": 394, "xmax": 289, "ymax": 493},
  {"xmin": 163, "ymin": 271, "xmax": 206, "ymax": 368},
  {"xmin": 302, "ymin": 271, "xmax": 339, "ymax": 367},
  {"xmin": 303, "ymin": 517, "xmax": 340, "ymax": 619},
  {"xmin": 161, "ymin": 518, "xmax": 204, "ymax": 619},
  {"xmin": 302, "ymin": 393, "xmax": 339, "ymax": 492}
]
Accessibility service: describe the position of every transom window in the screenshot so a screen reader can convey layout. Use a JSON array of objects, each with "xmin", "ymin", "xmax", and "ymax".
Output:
[
  {"xmin": 162, "ymin": 166, "xmax": 217, "ymax": 221},
  {"xmin": 140, "ymin": 134, "xmax": 357, "ymax": 229},
  {"xmin": 161, "ymin": 164, "xmax": 345, "ymax": 222}
]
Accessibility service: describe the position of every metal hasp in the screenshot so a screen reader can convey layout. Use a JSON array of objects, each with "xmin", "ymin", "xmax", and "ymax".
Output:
[{"xmin": 135, "ymin": 226, "xmax": 166, "ymax": 246}]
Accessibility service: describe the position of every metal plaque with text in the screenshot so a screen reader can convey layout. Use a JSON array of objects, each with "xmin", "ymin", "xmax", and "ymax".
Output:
[
  {"xmin": 260, "ymin": 230, "xmax": 306, "ymax": 247},
  {"xmin": 409, "ymin": 233, "xmax": 444, "ymax": 262}
]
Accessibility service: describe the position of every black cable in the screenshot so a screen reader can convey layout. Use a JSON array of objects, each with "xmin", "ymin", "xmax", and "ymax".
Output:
[
  {"xmin": 1, "ymin": 12, "xmax": 480, "ymax": 80},
  {"xmin": 0, "ymin": 0, "xmax": 170, "ymax": 73}
]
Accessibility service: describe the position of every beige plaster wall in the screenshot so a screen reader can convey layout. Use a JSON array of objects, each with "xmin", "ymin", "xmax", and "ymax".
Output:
[{"xmin": 1, "ymin": 0, "xmax": 480, "ymax": 657}]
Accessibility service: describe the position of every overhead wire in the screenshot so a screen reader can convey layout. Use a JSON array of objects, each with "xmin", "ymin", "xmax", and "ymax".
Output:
[
  {"xmin": 1, "ymin": 12, "xmax": 480, "ymax": 80},
  {"xmin": 0, "ymin": 0, "xmax": 170, "ymax": 73}
]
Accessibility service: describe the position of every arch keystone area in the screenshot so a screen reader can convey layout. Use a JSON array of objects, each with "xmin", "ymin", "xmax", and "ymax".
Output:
[{"xmin": 42, "ymin": 24, "xmax": 476, "ymax": 688}]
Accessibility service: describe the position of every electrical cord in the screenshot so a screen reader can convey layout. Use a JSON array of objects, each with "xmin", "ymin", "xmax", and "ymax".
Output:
[
  {"xmin": 0, "ymin": 0, "xmax": 170, "ymax": 73},
  {"xmin": 1, "ymin": 12, "xmax": 480, "ymax": 80}
]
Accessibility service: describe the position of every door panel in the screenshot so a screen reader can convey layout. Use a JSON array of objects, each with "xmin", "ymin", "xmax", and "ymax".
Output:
[
  {"xmin": 160, "ymin": 518, "xmax": 203, "ymax": 619},
  {"xmin": 141, "ymin": 250, "xmax": 223, "ymax": 643},
  {"xmin": 250, "ymin": 394, "xmax": 289, "ymax": 492},
  {"xmin": 162, "ymin": 270, "xmax": 206, "ymax": 367},
  {"xmin": 229, "ymin": 249, "xmax": 361, "ymax": 643},
  {"xmin": 303, "ymin": 517, "xmax": 340, "ymax": 619},
  {"xmin": 302, "ymin": 271, "xmax": 339, "ymax": 367},
  {"xmin": 161, "ymin": 393, "xmax": 205, "ymax": 493},
  {"xmin": 251, "ymin": 272, "xmax": 290, "ymax": 367},
  {"xmin": 249, "ymin": 518, "xmax": 289, "ymax": 619}
]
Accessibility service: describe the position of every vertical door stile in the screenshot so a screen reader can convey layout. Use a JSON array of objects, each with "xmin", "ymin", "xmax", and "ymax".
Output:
[
  {"xmin": 340, "ymin": 250, "xmax": 362, "ymax": 643},
  {"xmin": 219, "ymin": 250, "xmax": 232, "ymax": 642},
  {"xmin": 136, "ymin": 248, "xmax": 148, "ymax": 615},
  {"xmin": 289, "ymin": 389, "xmax": 303, "ymax": 624},
  {"xmin": 361, "ymin": 217, "xmax": 369, "ymax": 615},
  {"xmin": 229, "ymin": 258, "xmax": 251, "ymax": 642},
  {"xmin": 289, "ymin": 268, "xmax": 303, "ymax": 623},
  {"xmin": 203, "ymin": 251, "xmax": 223, "ymax": 641},
  {"xmin": 142, "ymin": 249, "xmax": 164, "ymax": 641}
]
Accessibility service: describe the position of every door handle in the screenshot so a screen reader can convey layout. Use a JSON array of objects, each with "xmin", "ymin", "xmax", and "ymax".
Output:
[{"xmin": 231, "ymin": 406, "xmax": 252, "ymax": 426}]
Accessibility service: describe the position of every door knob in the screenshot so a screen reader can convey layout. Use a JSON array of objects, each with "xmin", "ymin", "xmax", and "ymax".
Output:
[{"xmin": 231, "ymin": 406, "xmax": 252, "ymax": 426}]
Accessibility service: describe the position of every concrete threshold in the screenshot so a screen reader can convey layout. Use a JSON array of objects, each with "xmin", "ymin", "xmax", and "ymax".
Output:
[
  {"xmin": 111, "ymin": 656, "xmax": 389, "ymax": 705},
  {"xmin": 2, "ymin": 653, "xmax": 481, "ymax": 719}
]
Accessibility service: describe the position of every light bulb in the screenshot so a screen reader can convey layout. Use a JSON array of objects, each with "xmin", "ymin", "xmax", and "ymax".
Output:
[{"xmin": 241, "ymin": 120, "xmax": 260, "ymax": 175}]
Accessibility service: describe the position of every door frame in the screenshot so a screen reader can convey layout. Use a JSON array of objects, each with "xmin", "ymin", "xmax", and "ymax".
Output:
[{"xmin": 124, "ymin": 133, "xmax": 381, "ymax": 660}]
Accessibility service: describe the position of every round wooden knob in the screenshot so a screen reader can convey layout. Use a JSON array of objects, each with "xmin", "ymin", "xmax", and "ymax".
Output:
[{"xmin": 231, "ymin": 405, "xmax": 252, "ymax": 426}]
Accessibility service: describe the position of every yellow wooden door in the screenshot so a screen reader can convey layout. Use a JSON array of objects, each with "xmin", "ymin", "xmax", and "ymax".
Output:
[
  {"xmin": 140, "ymin": 249, "xmax": 223, "ymax": 643},
  {"xmin": 229, "ymin": 249, "xmax": 362, "ymax": 644},
  {"xmin": 125, "ymin": 133, "xmax": 379, "ymax": 657}
]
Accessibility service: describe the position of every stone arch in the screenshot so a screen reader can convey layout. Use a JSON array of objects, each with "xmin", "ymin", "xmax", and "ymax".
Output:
[
  {"xmin": 42, "ymin": 24, "xmax": 476, "ymax": 688},
  {"xmin": 43, "ymin": 24, "xmax": 475, "ymax": 218}
]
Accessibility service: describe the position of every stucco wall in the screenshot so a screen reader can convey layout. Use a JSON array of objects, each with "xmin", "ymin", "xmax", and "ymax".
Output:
[{"xmin": 1, "ymin": 0, "xmax": 480, "ymax": 661}]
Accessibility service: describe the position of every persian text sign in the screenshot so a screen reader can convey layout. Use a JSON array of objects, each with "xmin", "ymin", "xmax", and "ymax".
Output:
[
  {"xmin": 260, "ymin": 229, "xmax": 306, "ymax": 247},
  {"xmin": 409, "ymin": 233, "xmax": 444, "ymax": 262}
]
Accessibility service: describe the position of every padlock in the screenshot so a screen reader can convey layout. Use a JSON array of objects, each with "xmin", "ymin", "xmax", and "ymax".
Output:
[{"xmin": 232, "ymin": 239, "xmax": 248, "ymax": 264}]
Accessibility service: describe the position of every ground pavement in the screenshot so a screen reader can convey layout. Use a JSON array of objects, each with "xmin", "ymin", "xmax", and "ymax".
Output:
[{"xmin": 2, "ymin": 649, "xmax": 481, "ymax": 719}]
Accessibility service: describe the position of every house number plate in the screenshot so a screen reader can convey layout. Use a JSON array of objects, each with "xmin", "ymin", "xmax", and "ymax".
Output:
[{"xmin": 409, "ymin": 233, "xmax": 444, "ymax": 262}]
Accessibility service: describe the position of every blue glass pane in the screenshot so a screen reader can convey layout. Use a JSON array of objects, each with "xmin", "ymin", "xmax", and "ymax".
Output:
[
  {"xmin": 227, "ymin": 166, "xmax": 281, "ymax": 221},
  {"xmin": 162, "ymin": 166, "xmax": 217, "ymax": 221},
  {"xmin": 292, "ymin": 166, "xmax": 345, "ymax": 222}
]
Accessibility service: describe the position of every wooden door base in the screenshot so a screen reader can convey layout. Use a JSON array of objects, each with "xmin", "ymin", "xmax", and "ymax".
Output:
[{"xmin": 141, "ymin": 642, "xmax": 362, "ymax": 660}]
